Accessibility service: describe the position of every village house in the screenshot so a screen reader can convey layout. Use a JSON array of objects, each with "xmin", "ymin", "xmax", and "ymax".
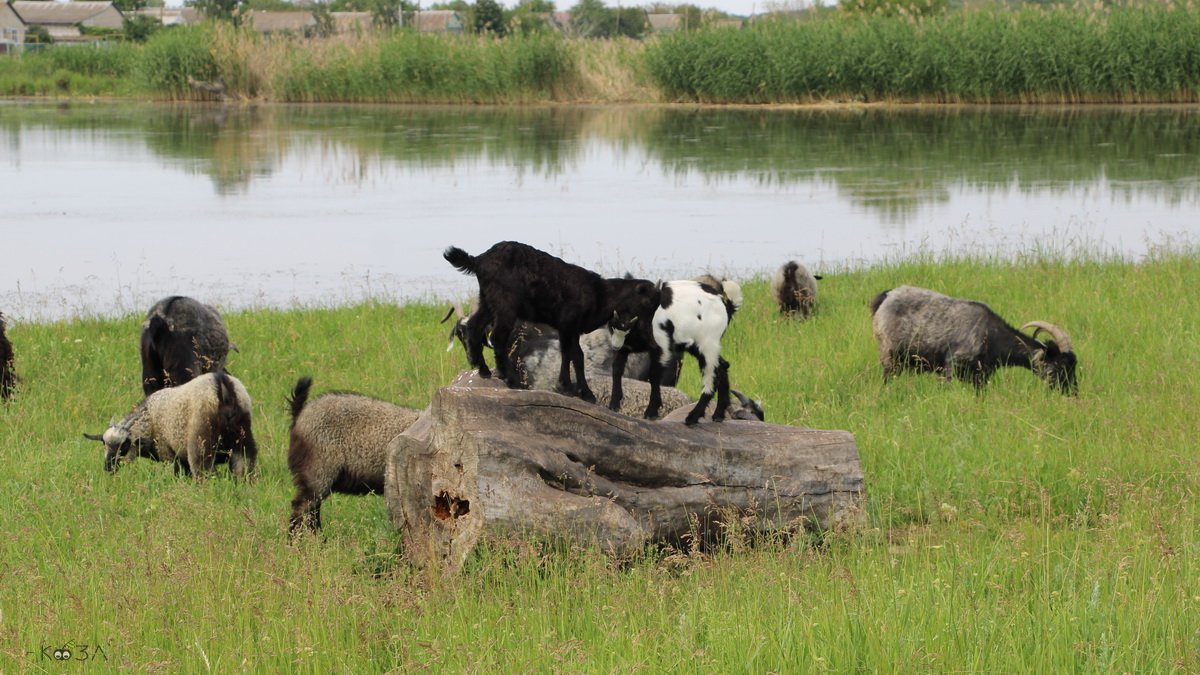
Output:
[
  {"xmin": 245, "ymin": 10, "xmax": 316, "ymax": 35},
  {"xmin": 133, "ymin": 6, "xmax": 203, "ymax": 27},
  {"xmin": 1, "ymin": 1, "xmax": 27, "ymax": 52},
  {"xmin": 12, "ymin": 1, "xmax": 123, "ymax": 43},
  {"xmin": 406, "ymin": 10, "xmax": 463, "ymax": 34}
]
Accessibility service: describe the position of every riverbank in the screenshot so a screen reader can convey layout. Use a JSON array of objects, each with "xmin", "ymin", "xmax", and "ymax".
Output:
[
  {"xmin": 1, "ymin": 252, "xmax": 1196, "ymax": 670},
  {"xmin": 3, "ymin": 2, "xmax": 1199, "ymax": 104}
]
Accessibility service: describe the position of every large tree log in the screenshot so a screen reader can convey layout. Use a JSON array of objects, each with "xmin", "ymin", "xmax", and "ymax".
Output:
[{"xmin": 385, "ymin": 376, "xmax": 864, "ymax": 572}]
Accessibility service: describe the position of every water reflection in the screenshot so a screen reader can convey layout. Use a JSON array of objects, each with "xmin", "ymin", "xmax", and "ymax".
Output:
[{"xmin": 0, "ymin": 102, "xmax": 1196, "ymax": 320}]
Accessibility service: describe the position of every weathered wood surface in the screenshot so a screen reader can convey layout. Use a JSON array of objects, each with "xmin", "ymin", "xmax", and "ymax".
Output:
[{"xmin": 385, "ymin": 375, "xmax": 864, "ymax": 572}]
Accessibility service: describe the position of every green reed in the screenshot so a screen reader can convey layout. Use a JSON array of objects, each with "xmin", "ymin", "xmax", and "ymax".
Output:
[{"xmin": 646, "ymin": 2, "xmax": 1200, "ymax": 103}]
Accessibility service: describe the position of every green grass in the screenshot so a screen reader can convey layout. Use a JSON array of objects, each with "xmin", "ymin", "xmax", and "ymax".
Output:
[{"xmin": 2, "ymin": 251, "xmax": 1198, "ymax": 670}]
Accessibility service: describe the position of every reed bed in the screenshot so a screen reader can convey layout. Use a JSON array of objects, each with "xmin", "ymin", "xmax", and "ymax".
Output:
[
  {"xmin": 645, "ymin": 1, "xmax": 1200, "ymax": 103},
  {"xmin": 1, "ymin": 250, "xmax": 1197, "ymax": 670},
  {"xmin": 3, "ymin": 2, "xmax": 1198, "ymax": 103}
]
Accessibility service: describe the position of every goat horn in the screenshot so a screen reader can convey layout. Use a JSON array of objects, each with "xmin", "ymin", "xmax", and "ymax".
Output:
[
  {"xmin": 731, "ymin": 389, "xmax": 752, "ymax": 407},
  {"xmin": 1022, "ymin": 321, "xmax": 1073, "ymax": 353}
]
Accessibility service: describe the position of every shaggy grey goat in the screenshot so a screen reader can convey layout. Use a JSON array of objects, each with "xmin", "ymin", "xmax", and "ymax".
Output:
[
  {"xmin": 287, "ymin": 377, "xmax": 421, "ymax": 537},
  {"xmin": 141, "ymin": 296, "xmax": 234, "ymax": 395},
  {"xmin": 662, "ymin": 389, "xmax": 764, "ymax": 423},
  {"xmin": 870, "ymin": 285, "xmax": 1078, "ymax": 394},
  {"xmin": 84, "ymin": 371, "xmax": 257, "ymax": 477},
  {"xmin": 771, "ymin": 261, "xmax": 821, "ymax": 318},
  {"xmin": 441, "ymin": 302, "xmax": 677, "ymax": 391},
  {"xmin": 1, "ymin": 312, "xmax": 14, "ymax": 401}
]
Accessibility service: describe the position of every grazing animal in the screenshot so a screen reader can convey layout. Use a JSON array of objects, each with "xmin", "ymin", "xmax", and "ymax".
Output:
[
  {"xmin": 643, "ymin": 279, "xmax": 744, "ymax": 425},
  {"xmin": 287, "ymin": 377, "xmax": 421, "ymax": 537},
  {"xmin": 442, "ymin": 301, "xmax": 678, "ymax": 392},
  {"xmin": 443, "ymin": 241, "xmax": 659, "ymax": 403},
  {"xmin": 1, "ymin": 312, "xmax": 14, "ymax": 401},
  {"xmin": 140, "ymin": 296, "xmax": 234, "ymax": 395},
  {"xmin": 84, "ymin": 371, "xmax": 257, "ymax": 478},
  {"xmin": 662, "ymin": 388, "xmax": 764, "ymax": 423},
  {"xmin": 869, "ymin": 285, "xmax": 1078, "ymax": 394},
  {"xmin": 771, "ymin": 261, "xmax": 821, "ymax": 318}
]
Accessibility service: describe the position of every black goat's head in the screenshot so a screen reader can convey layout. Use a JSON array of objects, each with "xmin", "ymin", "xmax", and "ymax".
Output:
[{"xmin": 1023, "ymin": 321, "xmax": 1078, "ymax": 395}]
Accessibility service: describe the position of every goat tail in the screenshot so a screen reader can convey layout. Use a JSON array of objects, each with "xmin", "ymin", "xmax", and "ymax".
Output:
[
  {"xmin": 868, "ymin": 290, "xmax": 890, "ymax": 315},
  {"xmin": 288, "ymin": 376, "xmax": 314, "ymax": 428},
  {"xmin": 443, "ymin": 246, "xmax": 478, "ymax": 276}
]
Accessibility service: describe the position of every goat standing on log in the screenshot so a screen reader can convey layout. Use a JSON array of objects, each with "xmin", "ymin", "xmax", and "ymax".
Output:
[
  {"xmin": 84, "ymin": 371, "xmax": 257, "ymax": 478},
  {"xmin": 141, "ymin": 296, "xmax": 234, "ymax": 395},
  {"xmin": 1, "ymin": 312, "xmax": 15, "ymax": 401},
  {"xmin": 870, "ymin": 285, "xmax": 1078, "ymax": 394},
  {"xmin": 771, "ymin": 261, "xmax": 821, "ymax": 318},
  {"xmin": 443, "ymin": 241, "xmax": 659, "ymax": 403},
  {"xmin": 643, "ymin": 279, "xmax": 743, "ymax": 425}
]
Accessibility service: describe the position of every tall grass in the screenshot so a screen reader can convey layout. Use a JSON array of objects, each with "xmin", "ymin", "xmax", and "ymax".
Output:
[
  {"xmin": 1, "ymin": 251, "xmax": 1197, "ymax": 670},
  {"xmin": 646, "ymin": 1, "xmax": 1200, "ymax": 103}
]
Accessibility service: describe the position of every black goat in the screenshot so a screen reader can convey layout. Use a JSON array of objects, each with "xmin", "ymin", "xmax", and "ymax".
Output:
[
  {"xmin": 1, "ymin": 312, "xmax": 14, "ymax": 401},
  {"xmin": 140, "ymin": 296, "xmax": 234, "ymax": 396},
  {"xmin": 444, "ymin": 241, "xmax": 659, "ymax": 402},
  {"xmin": 870, "ymin": 285, "xmax": 1078, "ymax": 394}
]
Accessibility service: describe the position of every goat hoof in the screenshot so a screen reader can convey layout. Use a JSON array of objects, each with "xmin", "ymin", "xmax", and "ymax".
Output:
[
  {"xmin": 683, "ymin": 417, "xmax": 700, "ymax": 426},
  {"xmin": 477, "ymin": 367, "xmax": 492, "ymax": 379},
  {"xmin": 579, "ymin": 389, "xmax": 596, "ymax": 404}
]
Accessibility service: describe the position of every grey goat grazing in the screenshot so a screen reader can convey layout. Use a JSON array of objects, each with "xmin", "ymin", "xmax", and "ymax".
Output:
[
  {"xmin": 1, "ymin": 312, "xmax": 14, "ymax": 401},
  {"xmin": 141, "ymin": 296, "xmax": 234, "ymax": 395},
  {"xmin": 84, "ymin": 371, "xmax": 257, "ymax": 477},
  {"xmin": 771, "ymin": 261, "xmax": 821, "ymax": 318},
  {"xmin": 870, "ymin": 285, "xmax": 1078, "ymax": 394},
  {"xmin": 287, "ymin": 377, "xmax": 421, "ymax": 537}
]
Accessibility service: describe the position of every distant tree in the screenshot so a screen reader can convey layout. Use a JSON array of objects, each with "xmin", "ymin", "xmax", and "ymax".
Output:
[
  {"xmin": 368, "ymin": 0, "xmax": 401, "ymax": 28},
  {"xmin": 188, "ymin": 0, "xmax": 246, "ymax": 23},
  {"xmin": 839, "ymin": 0, "xmax": 947, "ymax": 16},
  {"xmin": 570, "ymin": 0, "xmax": 646, "ymax": 38},
  {"xmin": 510, "ymin": 0, "xmax": 555, "ymax": 36},
  {"xmin": 473, "ymin": 0, "xmax": 507, "ymax": 35},
  {"xmin": 514, "ymin": 0, "xmax": 554, "ymax": 11},
  {"xmin": 111, "ymin": 0, "xmax": 149, "ymax": 12},
  {"xmin": 310, "ymin": 2, "xmax": 336, "ymax": 36},
  {"xmin": 25, "ymin": 24, "xmax": 53, "ymax": 44},
  {"xmin": 123, "ymin": 13, "xmax": 162, "ymax": 41}
]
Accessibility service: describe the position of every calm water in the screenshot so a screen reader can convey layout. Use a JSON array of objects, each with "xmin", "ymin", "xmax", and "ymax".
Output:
[{"xmin": 1, "ymin": 102, "xmax": 1197, "ymax": 322}]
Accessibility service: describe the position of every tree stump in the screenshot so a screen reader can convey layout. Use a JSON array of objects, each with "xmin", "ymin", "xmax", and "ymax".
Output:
[{"xmin": 385, "ymin": 375, "xmax": 864, "ymax": 572}]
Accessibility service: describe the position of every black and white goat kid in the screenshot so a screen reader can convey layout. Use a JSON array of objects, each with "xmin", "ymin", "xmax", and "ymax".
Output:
[
  {"xmin": 870, "ymin": 285, "xmax": 1078, "ymax": 394},
  {"xmin": 443, "ymin": 241, "xmax": 658, "ymax": 403},
  {"xmin": 642, "ymin": 279, "xmax": 743, "ymax": 425}
]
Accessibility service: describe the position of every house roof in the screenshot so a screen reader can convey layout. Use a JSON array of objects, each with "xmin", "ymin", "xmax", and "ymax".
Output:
[
  {"xmin": 331, "ymin": 11, "xmax": 371, "ymax": 33},
  {"xmin": 134, "ymin": 7, "xmax": 204, "ymax": 25},
  {"xmin": 246, "ymin": 10, "xmax": 315, "ymax": 33},
  {"xmin": 410, "ymin": 10, "xmax": 462, "ymax": 32},
  {"xmin": 646, "ymin": 13, "xmax": 681, "ymax": 31},
  {"xmin": 12, "ymin": 1, "xmax": 120, "ymax": 26}
]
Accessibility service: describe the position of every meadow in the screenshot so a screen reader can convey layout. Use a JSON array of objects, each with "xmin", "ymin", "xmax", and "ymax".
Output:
[
  {"xmin": 1, "ymin": 249, "xmax": 1197, "ymax": 671},
  {"xmin": 3, "ymin": 1, "xmax": 1200, "ymax": 103}
]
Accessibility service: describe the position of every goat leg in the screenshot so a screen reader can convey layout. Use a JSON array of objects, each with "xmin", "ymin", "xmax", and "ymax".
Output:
[
  {"xmin": 609, "ymin": 349, "xmax": 630, "ymax": 412},
  {"xmin": 711, "ymin": 357, "xmax": 731, "ymax": 422}
]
